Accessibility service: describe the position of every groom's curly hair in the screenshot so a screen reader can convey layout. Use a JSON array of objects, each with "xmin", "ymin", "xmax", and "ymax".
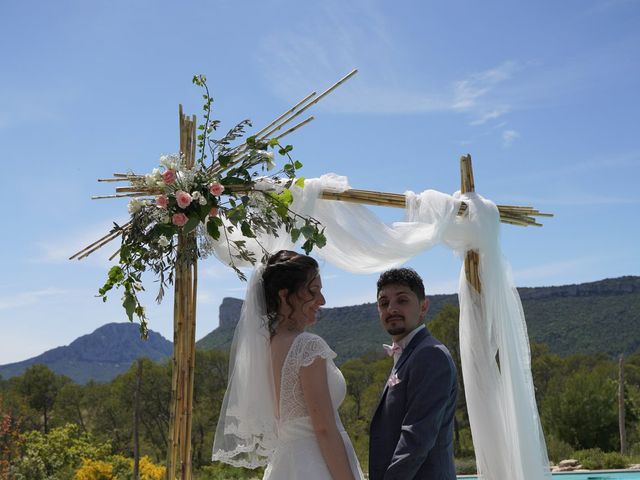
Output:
[
  {"xmin": 377, "ymin": 268, "xmax": 426, "ymax": 300},
  {"xmin": 262, "ymin": 250, "xmax": 319, "ymax": 336}
]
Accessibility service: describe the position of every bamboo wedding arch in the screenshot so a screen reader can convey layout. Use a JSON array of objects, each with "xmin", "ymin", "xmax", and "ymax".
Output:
[{"xmin": 71, "ymin": 69, "xmax": 552, "ymax": 479}]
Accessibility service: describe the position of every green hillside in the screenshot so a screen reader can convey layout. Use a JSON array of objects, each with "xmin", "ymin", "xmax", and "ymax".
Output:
[{"xmin": 196, "ymin": 276, "xmax": 640, "ymax": 363}]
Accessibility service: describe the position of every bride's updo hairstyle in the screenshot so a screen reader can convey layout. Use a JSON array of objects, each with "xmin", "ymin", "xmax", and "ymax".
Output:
[{"xmin": 262, "ymin": 250, "xmax": 319, "ymax": 335}]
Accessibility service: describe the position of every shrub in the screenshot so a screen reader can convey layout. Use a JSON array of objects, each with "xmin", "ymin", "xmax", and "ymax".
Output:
[
  {"xmin": 10, "ymin": 424, "xmax": 111, "ymax": 480},
  {"xmin": 74, "ymin": 459, "xmax": 114, "ymax": 480},
  {"xmin": 196, "ymin": 463, "xmax": 263, "ymax": 480},
  {"xmin": 138, "ymin": 456, "xmax": 166, "ymax": 480},
  {"xmin": 545, "ymin": 434, "xmax": 574, "ymax": 464},
  {"xmin": 574, "ymin": 448, "xmax": 606, "ymax": 470},
  {"xmin": 74, "ymin": 455, "xmax": 165, "ymax": 480},
  {"xmin": 455, "ymin": 457, "xmax": 477, "ymax": 475},
  {"xmin": 602, "ymin": 452, "xmax": 629, "ymax": 469}
]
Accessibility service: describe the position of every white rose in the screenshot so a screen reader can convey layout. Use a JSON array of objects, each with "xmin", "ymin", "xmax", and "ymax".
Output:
[
  {"xmin": 127, "ymin": 198, "xmax": 144, "ymax": 214},
  {"xmin": 158, "ymin": 235, "xmax": 170, "ymax": 247}
]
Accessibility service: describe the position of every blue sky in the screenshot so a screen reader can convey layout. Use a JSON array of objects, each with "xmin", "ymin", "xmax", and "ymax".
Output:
[{"xmin": 1, "ymin": 0, "xmax": 639, "ymax": 365}]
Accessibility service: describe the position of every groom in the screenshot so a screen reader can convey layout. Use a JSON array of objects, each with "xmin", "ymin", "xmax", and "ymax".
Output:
[{"xmin": 369, "ymin": 268, "xmax": 457, "ymax": 479}]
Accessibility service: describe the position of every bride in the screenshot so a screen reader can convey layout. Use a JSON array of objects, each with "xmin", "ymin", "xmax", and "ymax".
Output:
[{"xmin": 212, "ymin": 250, "xmax": 364, "ymax": 479}]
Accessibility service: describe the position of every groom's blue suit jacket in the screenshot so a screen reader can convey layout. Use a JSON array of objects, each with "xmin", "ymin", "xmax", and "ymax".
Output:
[{"xmin": 369, "ymin": 327, "xmax": 458, "ymax": 480}]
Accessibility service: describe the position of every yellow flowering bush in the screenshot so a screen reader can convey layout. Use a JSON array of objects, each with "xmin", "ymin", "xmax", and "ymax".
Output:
[
  {"xmin": 74, "ymin": 459, "xmax": 113, "ymax": 480},
  {"xmin": 139, "ymin": 456, "xmax": 166, "ymax": 480},
  {"xmin": 74, "ymin": 455, "xmax": 165, "ymax": 480}
]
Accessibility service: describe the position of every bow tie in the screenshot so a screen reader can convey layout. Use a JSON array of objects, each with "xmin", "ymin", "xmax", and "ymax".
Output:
[{"xmin": 383, "ymin": 342, "xmax": 403, "ymax": 357}]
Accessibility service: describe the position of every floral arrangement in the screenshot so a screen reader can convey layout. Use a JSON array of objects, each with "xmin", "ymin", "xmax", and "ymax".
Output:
[{"xmin": 97, "ymin": 75, "xmax": 326, "ymax": 334}]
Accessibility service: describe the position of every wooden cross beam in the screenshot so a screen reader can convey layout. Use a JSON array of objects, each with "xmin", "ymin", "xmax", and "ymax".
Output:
[{"xmin": 460, "ymin": 154, "xmax": 482, "ymax": 292}]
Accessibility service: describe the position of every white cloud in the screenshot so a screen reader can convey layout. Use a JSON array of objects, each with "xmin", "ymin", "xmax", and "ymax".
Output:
[
  {"xmin": 259, "ymin": 14, "xmax": 520, "ymax": 125},
  {"xmin": 470, "ymin": 107, "xmax": 511, "ymax": 126},
  {"xmin": 452, "ymin": 61, "xmax": 517, "ymax": 111},
  {"xmin": 502, "ymin": 129, "xmax": 520, "ymax": 147},
  {"xmin": 0, "ymin": 287, "xmax": 71, "ymax": 310}
]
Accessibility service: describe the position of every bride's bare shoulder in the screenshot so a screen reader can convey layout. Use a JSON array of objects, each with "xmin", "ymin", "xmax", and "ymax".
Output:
[{"xmin": 270, "ymin": 332, "xmax": 299, "ymax": 357}]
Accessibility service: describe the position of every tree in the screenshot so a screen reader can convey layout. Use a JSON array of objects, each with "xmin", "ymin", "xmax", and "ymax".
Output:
[
  {"xmin": 542, "ymin": 364, "xmax": 619, "ymax": 451},
  {"xmin": 530, "ymin": 342, "xmax": 563, "ymax": 405},
  {"xmin": 55, "ymin": 383, "xmax": 88, "ymax": 432},
  {"xmin": 429, "ymin": 304, "xmax": 469, "ymax": 456},
  {"xmin": 192, "ymin": 349, "xmax": 229, "ymax": 469},
  {"xmin": 19, "ymin": 365, "xmax": 69, "ymax": 434}
]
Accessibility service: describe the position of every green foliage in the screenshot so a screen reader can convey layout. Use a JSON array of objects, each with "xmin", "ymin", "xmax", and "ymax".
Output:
[
  {"xmin": 454, "ymin": 457, "xmax": 477, "ymax": 475},
  {"xmin": 10, "ymin": 424, "xmax": 111, "ymax": 480},
  {"xmin": 521, "ymin": 282, "xmax": 640, "ymax": 358},
  {"xmin": 195, "ymin": 463, "xmax": 262, "ymax": 480},
  {"xmin": 544, "ymin": 434, "xmax": 574, "ymax": 464},
  {"xmin": 340, "ymin": 355, "xmax": 393, "ymax": 469},
  {"xmin": 541, "ymin": 364, "xmax": 620, "ymax": 451},
  {"xmin": 19, "ymin": 365, "xmax": 70, "ymax": 434},
  {"xmin": 98, "ymin": 76, "xmax": 327, "ymax": 332},
  {"xmin": 6, "ymin": 307, "xmax": 640, "ymax": 476},
  {"xmin": 74, "ymin": 455, "xmax": 165, "ymax": 480},
  {"xmin": 571, "ymin": 448, "xmax": 629, "ymax": 469}
]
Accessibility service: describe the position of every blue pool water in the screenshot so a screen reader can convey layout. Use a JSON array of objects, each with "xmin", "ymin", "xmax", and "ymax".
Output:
[{"xmin": 459, "ymin": 471, "xmax": 640, "ymax": 480}]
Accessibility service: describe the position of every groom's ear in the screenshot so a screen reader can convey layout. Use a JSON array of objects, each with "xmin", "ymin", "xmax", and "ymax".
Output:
[{"xmin": 420, "ymin": 298, "xmax": 430, "ymax": 319}]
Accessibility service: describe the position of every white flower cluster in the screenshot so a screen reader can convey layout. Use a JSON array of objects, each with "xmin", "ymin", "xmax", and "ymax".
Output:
[
  {"xmin": 256, "ymin": 150, "xmax": 275, "ymax": 170},
  {"xmin": 158, "ymin": 235, "xmax": 170, "ymax": 247},
  {"xmin": 191, "ymin": 191, "xmax": 208, "ymax": 205},
  {"xmin": 143, "ymin": 154, "xmax": 183, "ymax": 188},
  {"xmin": 144, "ymin": 168, "xmax": 166, "ymax": 188},
  {"xmin": 159, "ymin": 154, "xmax": 180, "ymax": 170},
  {"xmin": 127, "ymin": 198, "xmax": 152, "ymax": 214}
]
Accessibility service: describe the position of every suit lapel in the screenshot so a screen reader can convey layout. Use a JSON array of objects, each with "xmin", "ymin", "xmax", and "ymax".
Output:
[
  {"xmin": 372, "ymin": 327, "xmax": 430, "ymax": 421},
  {"xmin": 393, "ymin": 326, "xmax": 428, "ymax": 373}
]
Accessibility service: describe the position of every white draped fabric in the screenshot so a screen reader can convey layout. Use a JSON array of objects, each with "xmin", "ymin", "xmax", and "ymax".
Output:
[{"xmin": 208, "ymin": 174, "xmax": 551, "ymax": 479}]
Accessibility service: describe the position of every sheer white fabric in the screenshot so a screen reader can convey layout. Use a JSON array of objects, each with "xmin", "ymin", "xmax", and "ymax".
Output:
[
  {"xmin": 208, "ymin": 174, "xmax": 551, "ymax": 479},
  {"xmin": 211, "ymin": 265, "xmax": 278, "ymax": 468}
]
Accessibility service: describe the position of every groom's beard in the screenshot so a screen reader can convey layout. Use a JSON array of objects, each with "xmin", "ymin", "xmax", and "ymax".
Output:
[
  {"xmin": 385, "ymin": 315, "xmax": 406, "ymax": 336},
  {"xmin": 387, "ymin": 326, "xmax": 406, "ymax": 335}
]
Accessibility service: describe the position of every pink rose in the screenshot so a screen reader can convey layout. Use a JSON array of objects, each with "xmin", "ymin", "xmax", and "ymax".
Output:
[
  {"xmin": 209, "ymin": 207, "xmax": 219, "ymax": 217},
  {"xmin": 172, "ymin": 213, "xmax": 188, "ymax": 227},
  {"xmin": 156, "ymin": 195, "xmax": 168, "ymax": 208},
  {"xmin": 162, "ymin": 169, "xmax": 176, "ymax": 184},
  {"xmin": 175, "ymin": 190, "xmax": 192, "ymax": 209},
  {"xmin": 209, "ymin": 182, "xmax": 225, "ymax": 196}
]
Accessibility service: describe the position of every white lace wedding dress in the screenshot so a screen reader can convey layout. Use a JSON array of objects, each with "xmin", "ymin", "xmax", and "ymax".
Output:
[{"xmin": 264, "ymin": 332, "xmax": 365, "ymax": 479}]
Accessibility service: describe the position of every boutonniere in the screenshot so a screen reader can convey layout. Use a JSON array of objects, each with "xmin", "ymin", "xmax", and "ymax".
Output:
[{"xmin": 387, "ymin": 372, "xmax": 401, "ymax": 387}]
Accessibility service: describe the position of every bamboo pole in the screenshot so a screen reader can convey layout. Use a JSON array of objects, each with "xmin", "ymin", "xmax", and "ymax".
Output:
[
  {"xmin": 166, "ymin": 106, "xmax": 198, "ymax": 480},
  {"xmin": 209, "ymin": 69, "xmax": 358, "ymax": 177},
  {"xmin": 69, "ymin": 222, "xmax": 131, "ymax": 260},
  {"xmin": 74, "ymin": 180, "xmax": 553, "ymax": 262},
  {"xmin": 460, "ymin": 154, "xmax": 481, "ymax": 293}
]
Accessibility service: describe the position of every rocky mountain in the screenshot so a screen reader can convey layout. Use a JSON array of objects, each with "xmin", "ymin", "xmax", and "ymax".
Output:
[
  {"xmin": 196, "ymin": 276, "xmax": 640, "ymax": 363},
  {"xmin": 0, "ymin": 323, "xmax": 172, "ymax": 384},
  {"xmin": 3, "ymin": 276, "xmax": 638, "ymax": 383}
]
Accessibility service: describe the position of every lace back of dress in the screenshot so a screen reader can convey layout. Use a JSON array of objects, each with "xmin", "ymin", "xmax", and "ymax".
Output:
[{"xmin": 278, "ymin": 333, "xmax": 336, "ymax": 422}]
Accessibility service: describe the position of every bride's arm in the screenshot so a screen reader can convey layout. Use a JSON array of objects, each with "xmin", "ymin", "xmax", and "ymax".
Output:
[{"xmin": 300, "ymin": 357, "xmax": 356, "ymax": 480}]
